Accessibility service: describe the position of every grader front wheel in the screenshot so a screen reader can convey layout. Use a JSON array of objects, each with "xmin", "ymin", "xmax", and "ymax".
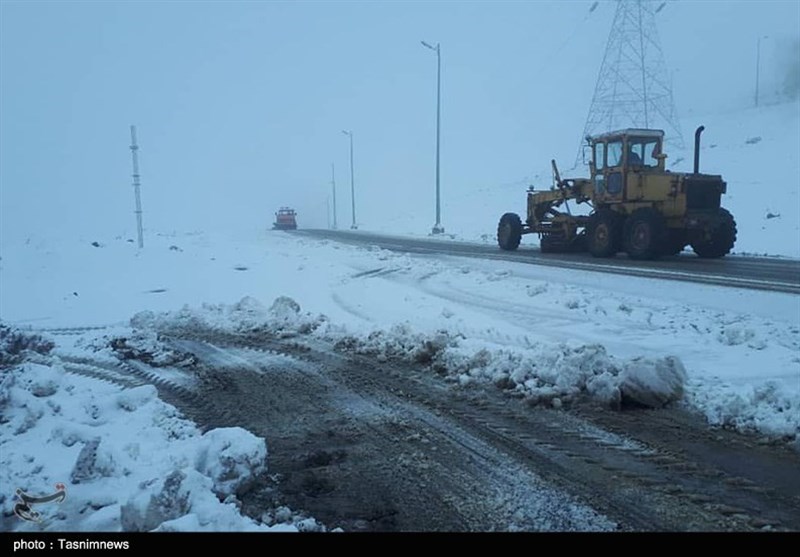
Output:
[{"xmin": 497, "ymin": 212, "xmax": 523, "ymax": 251}]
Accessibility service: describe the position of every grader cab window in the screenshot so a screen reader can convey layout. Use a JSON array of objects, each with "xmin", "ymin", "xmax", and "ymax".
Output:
[
  {"xmin": 594, "ymin": 142, "xmax": 606, "ymax": 169},
  {"xmin": 607, "ymin": 141, "xmax": 623, "ymax": 167},
  {"xmin": 593, "ymin": 142, "xmax": 607, "ymax": 193},
  {"xmin": 628, "ymin": 138, "xmax": 660, "ymax": 168}
]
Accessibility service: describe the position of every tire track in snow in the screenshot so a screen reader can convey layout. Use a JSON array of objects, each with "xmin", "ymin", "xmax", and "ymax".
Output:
[
  {"xmin": 330, "ymin": 292, "xmax": 375, "ymax": 323},
  {"xmin": 39, "ymin": 325, "xmax": 117, "ymax": 336},
  {"xmin": 56, "ymin": 350, "xmax": 228, "ymax": 432},
  {"xmin": 336, "ymin": 350, "xmax": 800, "ymax": 531},
  {"xmin": 153, "ymin": 329, "xmax": 616, "ymax": 531},
  {"xmin": 113, "ymin": 325, "xmax": 800, "ymax": 531},
  {"xmin": 252, "ymin": 333, "xmax": 800, "ymax": 530},
  {"xmin": 415, "ymin": 274, "xmax": 660, "ymax": 352},
  {"xmin": 61, "ymin": 359, "xmax": 145, "ymax": 390}
]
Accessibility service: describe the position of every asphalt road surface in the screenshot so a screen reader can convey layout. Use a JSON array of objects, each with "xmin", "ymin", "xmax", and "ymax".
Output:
[{"xmin": 294, "ymin": 229, "xmax": 800, "ymax": 295}]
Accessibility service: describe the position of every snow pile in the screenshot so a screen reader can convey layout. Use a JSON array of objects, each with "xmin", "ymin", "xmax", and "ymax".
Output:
[
  {"xmin": 260, "ymin": 507, "xmax": 327, "ymax": 532},
  {"xmin": 0, "ymin": 324, "xmax": 54, "ymax": 368},
  {"xmin": 330, "ymin": 319, "xmax": 797, "ymax": 442},
  {"xmin": 686, "ymin": 379, "xmax": 799, "ymax": 440},
  {"xmin": 111, "ymin": 287, "xmax": 795, "ymax": 444},
  {"xmin": 129, "ymin": 296, "xmax": 326, "ymax": 339},
  {"xmin": 106, "ymin": 329, "xmax": 198, "ymax": 368},
  {"xmin": 0, "ymin": 328, "xmax": 298, "ymax": 532},
  {"xmin": 331, "ymin": 324, "xmax": 687, "ymax": 409},
  {"xmin": 129, "ymin": 299, "xmax": 686, "ymax": 411},
  {"xmin": 619, "ymin": 357, "xmax": 688, "ymax": 409},
  {"xmin": 193, "ymin": 428, "xmax": 267, "ymax": 497},
  {"xmin": 333, "ymin": 323, "xmax": 456, "ymax": 367},
  {"xmin": 119, "ymin": 465, "xmax": 279, "ymax": 533}
]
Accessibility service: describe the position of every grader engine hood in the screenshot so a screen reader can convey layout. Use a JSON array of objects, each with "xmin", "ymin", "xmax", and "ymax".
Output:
[{"xmin": 678, "ymin": 173, "xmax": 726, "ymax": 212}]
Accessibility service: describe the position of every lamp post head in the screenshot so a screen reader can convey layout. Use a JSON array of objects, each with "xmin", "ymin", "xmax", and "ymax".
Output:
[
  {"xmin": 342, "ymin": 130, "xmax": 352, "ymax": 137},
  {"xmin": 421, "ymin": 40, "xmax": 438, "ymax": 53}
]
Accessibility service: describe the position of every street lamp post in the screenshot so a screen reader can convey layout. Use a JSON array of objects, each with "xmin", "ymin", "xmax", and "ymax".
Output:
[
  {"xmin": 422, "ymin": 40, "xmax": 444, "ymax": 235},
  {"xmin": 755, "ymin": 35, "xmax": 769, "ymax": 107},
  {"xmin": 326, "ymin": 195, "xmax": 331, "ymax": 229},
  {"xmin": 341, "ymin": 130, "xmax": 357, "ymax": 230},
  {"xmin": 330, "ymin": 162, "xmax": 338, "ymax": 230}
]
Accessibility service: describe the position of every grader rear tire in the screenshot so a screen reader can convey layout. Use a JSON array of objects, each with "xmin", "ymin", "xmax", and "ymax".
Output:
[
  {"xmin": 623, "ymin": 208, "xmax": 667, "ymax": 260},
  {"xmin": 587, "ymin": 209, "xmax": 621, "ymax": 258},
  {"xmin": 691, "ymin": 208, "xmax": 737, "ymax": 258}
]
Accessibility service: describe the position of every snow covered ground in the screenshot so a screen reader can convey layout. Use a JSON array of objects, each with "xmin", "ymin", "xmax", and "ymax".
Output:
[
  {"xmin": 1, "ymin": 212, "xmax": 798, "ymax": 531},
  {"xmin": 1, "ymin": 96, "xmax": 798, "ymax": 533},
  {"xmin": 0, "ymin": 318, "xmax": 325, "ymax": 532}
]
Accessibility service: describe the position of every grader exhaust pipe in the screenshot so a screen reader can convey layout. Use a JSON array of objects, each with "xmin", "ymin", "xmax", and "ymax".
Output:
[{"xmin": 694, "ymin": 125, "xmax": 705, "ymax": 174}]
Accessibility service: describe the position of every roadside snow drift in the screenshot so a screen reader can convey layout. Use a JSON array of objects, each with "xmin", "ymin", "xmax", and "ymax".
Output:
[
  {"xmin": 129, "ymin": 292, "xmax": 797, "ymax": 443},
  {"xmin": 331, "ymin": 324, "xmax": 687, "ymax": 409},
  {"xmin": 0, "ymin": 327, "xmax": 301, "ymax": 532},
  {"xmin": 132, "ymin": 297, "xmax": 689, "ymax": 410}
]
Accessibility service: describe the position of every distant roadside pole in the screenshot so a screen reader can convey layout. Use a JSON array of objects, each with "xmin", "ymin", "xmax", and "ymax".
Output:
[{"xmin": 129, "ymin": 125, "xmax": 145, "ymax": 249}]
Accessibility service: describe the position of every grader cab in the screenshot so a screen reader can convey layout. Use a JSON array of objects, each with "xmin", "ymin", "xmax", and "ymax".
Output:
[{"xmin": 497, "ymin": 126, "xmax": 737, "ymax": 259}]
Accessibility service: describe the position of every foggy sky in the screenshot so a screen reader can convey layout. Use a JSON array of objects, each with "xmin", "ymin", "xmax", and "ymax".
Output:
[{"xmin": 1, "ymin": 0, "xmax": 798, "ymax": 240}]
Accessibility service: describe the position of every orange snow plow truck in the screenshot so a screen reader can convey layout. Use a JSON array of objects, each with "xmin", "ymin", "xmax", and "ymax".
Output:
[{"xmin": 272, "ymin": 207, "xmax": 298, "ymax": 230}]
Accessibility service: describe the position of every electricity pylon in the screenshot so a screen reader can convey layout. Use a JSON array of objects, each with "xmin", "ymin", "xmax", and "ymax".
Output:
[{"xmin": 578, "ymin": 0, "xmax": 684, "ymax": 164}]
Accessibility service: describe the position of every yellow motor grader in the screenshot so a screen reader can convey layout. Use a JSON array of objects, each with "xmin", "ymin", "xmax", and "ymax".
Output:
[{"xmin": 497, "ymin": 126, "xmax": 736, "ymax": 259}]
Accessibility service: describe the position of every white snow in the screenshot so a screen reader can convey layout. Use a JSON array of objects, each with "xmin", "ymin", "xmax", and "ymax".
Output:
[
  {"xmin": 1, "ymin": 89, "xmax": 799, "ymax": 532},
  {"xmin": 0, "ymin": 355, "xmax": 299, "ymax": 532}
]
